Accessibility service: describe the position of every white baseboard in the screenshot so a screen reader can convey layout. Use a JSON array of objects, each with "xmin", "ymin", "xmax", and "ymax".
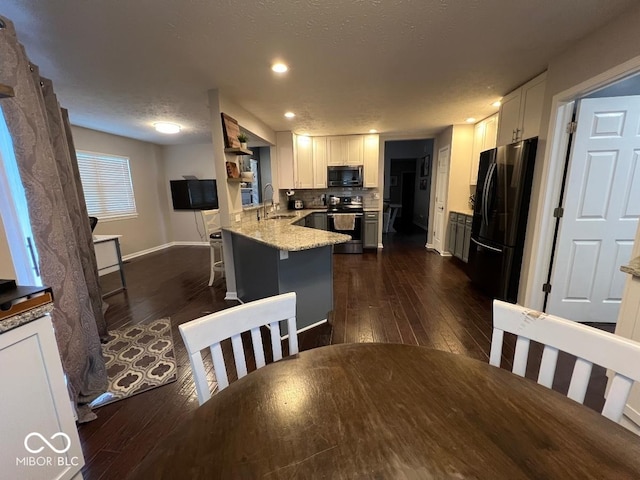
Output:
[
  {"xmin": 426, "ymin": 243, "xmax": 435, "ymax": 250},
  {"xmin": 377, "ymin": 243, "xmax": 384, "ymax": 249},
  {"xmin": 121, "ymin": 241, "xmax": 207, "ymax": 262}
]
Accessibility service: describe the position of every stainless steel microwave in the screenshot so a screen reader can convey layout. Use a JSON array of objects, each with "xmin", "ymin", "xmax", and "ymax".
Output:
[{"xmin": 327, "ymin": 165, "xmax": 363, "ymax": 187}]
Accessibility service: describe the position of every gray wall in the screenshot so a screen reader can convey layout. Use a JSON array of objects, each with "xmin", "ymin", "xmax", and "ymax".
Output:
[
  {"xmin": 72, "ymin": 126, "xmax": 170, "ymax": 256},
  {"xmin": 162, "ymin": 143, "xmax": 217, "ymax": 243}
]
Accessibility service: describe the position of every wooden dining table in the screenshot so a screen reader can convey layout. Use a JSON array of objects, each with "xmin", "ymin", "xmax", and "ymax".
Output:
[{"xmin": 128, "ymin": 343, "xmax": 640, "ymax": 479}]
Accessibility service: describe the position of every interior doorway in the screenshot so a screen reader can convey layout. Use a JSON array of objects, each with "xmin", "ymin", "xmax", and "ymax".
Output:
[{"xmin": 528, "ymin": 68, "xmax": 640, "ymax": 319}]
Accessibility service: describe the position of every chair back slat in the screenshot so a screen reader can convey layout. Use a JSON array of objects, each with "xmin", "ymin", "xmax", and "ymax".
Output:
[
  {"xmin": 179, "ymin": 292, "xmax": 298, "ymax": 405},
  {"xmin": 250, "ymin": 327, "xmax": 266, "ymax": 369},
  {"xmin": 201, "ymin": 209, "xmax": 221, "ymax": 235},
  {"xmin": 567, "ymin": 357, "xmax": 593, "ymax": 404},
  {"xmin": 602, "ymin": 374, "xmax": 635, "ymax": 422},
  {"xmin": 270, "ymin": 321, "xmax": 283, "ymax": 361},
  {"xmin": 210, "ymin": 342, "xmax": 229, "ymax": 392},
  {"xmin": 287, "ymin": 317, "xmax": 299, "ymax": 355},
  {"xmin": 189, "ymin": 351, "xmax": 211, "ymax": 405},
  {"xmin": 489, "ymin": 328, "xmax": 503, "ymax": 367},
  {"xmin": 512, "ymin": 336, "xmax": 530, "ymax": 377},
  {"xmin": 231, "ymin": 334, "xmax": 248, "ymax": 379},
  {"xmin": 537, "ymin": 345, "xmax": 559, "ymax": 388},
  {"xmin": 492, "ymin": 299, "xmax": 640, "ymax": 424}
]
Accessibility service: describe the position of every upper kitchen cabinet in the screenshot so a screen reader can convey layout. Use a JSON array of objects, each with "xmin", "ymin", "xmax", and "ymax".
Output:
[
  {"xmin": 277, "ymin": 131, "xmax": 296, "ymax": 189},
  {"xmin": 312, "ymin": 137, "xmax": 328, "ymax": 188},
  {"xmin": 327, "ymin": 135, "xmax": 364, "ymax": 166},
  {"xmin": 277, "ymin": 132, "xmax": 326, "ymax": 189},
  {"xmin": 496, "ymin": 72, "xmax": 547, "ymax": 147},
  {"xmin": 470, "ymin": 114, "xmax": 498, "ymax": 185},
  {"xmin": 295, "ymin": 135, "xmax": 314, "ymax": 189},
  {"xmin": 363, "ymin": 134, "xmax": 379, "ymax": 188}
]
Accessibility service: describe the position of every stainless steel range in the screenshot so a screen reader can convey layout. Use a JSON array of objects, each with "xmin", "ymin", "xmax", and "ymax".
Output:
[{"xmin": 327, "ymin": 195, "xmax": 363, "ymax": 254}]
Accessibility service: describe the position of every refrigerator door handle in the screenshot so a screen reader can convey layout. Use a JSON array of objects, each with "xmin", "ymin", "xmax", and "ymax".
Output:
[
  {"xmin": 471, "ymin": 237, "xmax": 503, "ymax": 253},
  {"xmin": 482, "ymin": 163, "xmax": 496, "ymax": 226}
]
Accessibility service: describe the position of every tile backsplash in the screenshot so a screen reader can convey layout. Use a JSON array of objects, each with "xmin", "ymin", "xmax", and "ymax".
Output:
[{"xmin": 278, "ymin": 188, "xmax": 381, "ymax": 209}]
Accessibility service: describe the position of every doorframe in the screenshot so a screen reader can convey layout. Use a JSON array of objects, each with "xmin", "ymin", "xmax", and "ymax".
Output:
[
  {"xmin": 524, "ymin": 54, "xmax": 640, "ymax": 310},
  {"xmin": 430, "ymin": 145, "xmax": 450, "ymax": 254}
]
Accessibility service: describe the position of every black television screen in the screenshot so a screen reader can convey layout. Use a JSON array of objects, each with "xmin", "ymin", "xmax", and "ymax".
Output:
[{"xmin": 170, "ymin": 179, "xmax": 219, "ymax": 210}]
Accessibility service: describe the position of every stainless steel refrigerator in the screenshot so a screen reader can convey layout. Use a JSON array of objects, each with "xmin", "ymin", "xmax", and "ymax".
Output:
[{"xmin": 468, "ymin": 138, "xmax": 538, "ymax": 303}]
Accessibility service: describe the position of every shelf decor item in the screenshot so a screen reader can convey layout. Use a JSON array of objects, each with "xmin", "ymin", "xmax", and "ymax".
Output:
[
  {"xmin": 221, "ymin": 113, "xmax": 241, "ymax": 148},
  {"xmin": 225, "ymin": 161, "xmax": 240, "ymax": 179},
  {"xmin": 237, "ymin": 132, "xmax": 248, "ymax": 150}
]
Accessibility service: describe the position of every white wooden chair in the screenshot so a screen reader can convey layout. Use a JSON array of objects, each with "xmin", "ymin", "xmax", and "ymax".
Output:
[
  {"xmin": 201, "ymin": 209, "xmax": 224, "ymax": 286},
  {"xmin": 491, "ymin": 299, "xmax": 640, "ymax": 423},
  {"xmin": 179, "ymin": 292, "xmax": 299, "ymax": 405}
]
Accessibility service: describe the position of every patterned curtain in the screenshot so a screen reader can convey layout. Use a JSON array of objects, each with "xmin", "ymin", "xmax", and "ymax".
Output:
[{"xmin": 0, "ymin": 16, "xmax": 107, "ymax": 422}]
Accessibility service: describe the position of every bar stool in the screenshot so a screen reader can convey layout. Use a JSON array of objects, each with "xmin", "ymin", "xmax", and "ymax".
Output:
[{"xmin": 201, "ymin": 209, "xmax": 225, "ymax": 286}]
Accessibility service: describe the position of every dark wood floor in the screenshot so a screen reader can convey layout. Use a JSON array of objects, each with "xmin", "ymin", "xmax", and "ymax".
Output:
[{"xmin": 80, "ymin": 230, "xmax": 613, "ymax": 479}]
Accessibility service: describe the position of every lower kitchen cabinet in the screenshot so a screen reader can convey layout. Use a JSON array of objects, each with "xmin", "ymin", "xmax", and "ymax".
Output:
[
  {"xmin": 364, "ymin": 212, "xmax": 379, "ymax": 249},
  {"xmin": 311, "ymin": 212, "xmax": 327, "ymax": 230},
  {"xmin": 448, "ymin": 211, "xmax": 472, "ymax": 263}
]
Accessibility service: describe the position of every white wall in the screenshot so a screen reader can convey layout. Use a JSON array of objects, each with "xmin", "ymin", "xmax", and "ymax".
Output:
[
  {"xmin": 72, "ymin": 126, "xmax": 170, "ymax": 256},
  {"xmin": 523, "ymin": 4, "xmax": 640, "ymax": 305},
  {"xmin": 162, "ymin": 143, "xmax": 217, "ymax": 243}
]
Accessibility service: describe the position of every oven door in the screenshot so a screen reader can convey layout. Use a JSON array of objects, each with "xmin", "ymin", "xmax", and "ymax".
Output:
[{"xmin": 327, "ymin": 213, "xmax": 363, "ymax": 253}]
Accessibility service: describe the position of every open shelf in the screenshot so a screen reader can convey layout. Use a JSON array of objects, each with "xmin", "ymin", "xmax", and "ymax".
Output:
[
  {"xmin": 225, "ymin": 147, "xmax": 253, "ymax": 156},
  {"xmin": 0, "ymin": 84, "xmax": 15, "ymax": 98},
  {"xmin": 227, "ymin": 177, "xmax": 243, "ymax": 183}
]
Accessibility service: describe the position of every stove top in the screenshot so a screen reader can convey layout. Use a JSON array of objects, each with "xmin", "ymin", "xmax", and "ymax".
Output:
[{"xmin": 327, "ymin": 195, "xmax": 364, "ymax": 213}]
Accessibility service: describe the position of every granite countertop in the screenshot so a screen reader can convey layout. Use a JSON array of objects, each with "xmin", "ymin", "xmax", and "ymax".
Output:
[
  {"xmin": 224, "ymin": 210, "xmax": 351, "ymax": 251},
  {"xmin": 621, "ymin": 256, "xmax": 640, "ymax": 278},
  {"xmin": 0, "ymin": 285, "xmax": 54, "ymax": 334}
]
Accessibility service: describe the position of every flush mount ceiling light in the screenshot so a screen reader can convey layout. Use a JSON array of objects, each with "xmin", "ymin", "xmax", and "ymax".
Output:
[
  {"xmin": 284, "ymin": 112, "xmax": 295, "ymax": 118},
  {"xmin": 369, "ymin": 129, "xmax": 377, "ymax": 133},
  {"xmin": 154, "ymin": 122, "xmax": 181, "ymax": 134},
  {"xmin": 492, "ymin": 101, "xmax": 502, "ymax": 108},
  {"xmin": 465, "ymin": 117, "xmax": 476, "ymax": 123},
  {"xmin": 272, "ymin": 63, "xmax": 288, "ymax": 73}
]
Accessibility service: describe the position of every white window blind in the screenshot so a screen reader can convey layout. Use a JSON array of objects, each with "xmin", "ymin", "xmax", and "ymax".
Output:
[{"xmin": 76, "ymin": 150, "xmax": 137, "ymax": 220}]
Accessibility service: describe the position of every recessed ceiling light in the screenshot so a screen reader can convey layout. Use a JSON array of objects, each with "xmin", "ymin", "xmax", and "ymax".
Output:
[
  {"xmin": 492, "ymin": 101, "xmax": 502, "ymax": 108},
  {"xmin": 272, "ymin": 63, "xmax": 288, "ymax": 73},
  {"xmin": 369, "ymin": 129, "xmax": 377, "ymax": 133},
  {"xmin": 154, "ymin": 122, "xmax": 181, "ymax": 134},
  {"xmin": 284, "ymin": 112, "xmax": 295, "ymax": 118}
]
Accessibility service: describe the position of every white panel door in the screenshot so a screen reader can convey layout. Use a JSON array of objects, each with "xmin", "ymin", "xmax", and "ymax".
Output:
[
  {"xmin": 432, "ymin": 146, "xmax": 450, "ymax": 254},
  {"xmin": 547, "ymin": 96, "xmax": 640, "ymax": 322}
]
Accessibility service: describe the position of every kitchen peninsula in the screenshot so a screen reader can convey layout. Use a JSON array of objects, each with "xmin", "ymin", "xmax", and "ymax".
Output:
[{"xmin": 223, "ymin": 211, "xmax": 350, "ymax": 334}]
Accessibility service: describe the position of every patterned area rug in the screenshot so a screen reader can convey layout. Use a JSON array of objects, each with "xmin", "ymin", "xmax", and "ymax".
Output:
[{"xmin": 91, "ymin": 318, "xmax": 177, "ymax": 408}]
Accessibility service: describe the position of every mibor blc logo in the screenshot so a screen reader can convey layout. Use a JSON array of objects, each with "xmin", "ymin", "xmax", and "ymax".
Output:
[{"xmin": 16, "ymin": 432, "xmax": 80, "ymax": 468}]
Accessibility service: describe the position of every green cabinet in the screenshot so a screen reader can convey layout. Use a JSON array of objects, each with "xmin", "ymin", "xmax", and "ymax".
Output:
[
  {"xmin": 312, "ymin": 212, "xmax": 327, "ymax": 230},
  {"xmin": 364, "ymin": 211, "xmax": 379, "ymax": 249}
]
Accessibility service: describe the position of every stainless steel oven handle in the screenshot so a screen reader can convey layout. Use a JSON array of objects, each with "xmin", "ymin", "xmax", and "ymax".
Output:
[
  {"xmin": 471, "ymin": 237, "xmax": 502, "ymax": 253},
  {"xmin": 327, "ymin": 213, "xmax": 364, "ymax": 217}
]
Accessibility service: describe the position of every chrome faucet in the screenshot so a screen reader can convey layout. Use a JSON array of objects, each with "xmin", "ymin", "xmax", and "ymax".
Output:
[{"xmin": 263, "ymin": 183, "xmax": 274, "ymax": 220}]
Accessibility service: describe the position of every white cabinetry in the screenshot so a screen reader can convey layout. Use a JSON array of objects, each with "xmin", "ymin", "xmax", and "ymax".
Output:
[
  {"xmin": 0, "ymin": 314, "xmax": 85, "ymax": 480},
  {"xmin": 363, "ymin": 134, "xmax": 379, "ymax": 188},
  {"xmin": 496, "ymin": 72, "xmax": 547, "ymax": 146},
  {"xmin": 312, "ymin": 137, "xmax": 328, "ymax": 188},
  {"xmin": 327, "ymin": 136, "xmax": 364, "ymax": 166},
  {"xmin": 277, "ymin": 131, "xmax": 295, "ymax": 189},
  {"xmin": 470, "ymin": 114, "xmax": 498, "ymax": 185},
  {"xmin": 295, "ymin": 135, "xmax": 314, "ymax": 189}
]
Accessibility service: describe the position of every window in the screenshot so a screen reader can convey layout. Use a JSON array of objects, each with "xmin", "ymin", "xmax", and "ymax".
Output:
[{"xmin": 76, "ymin": 150, "xmax": 137, "ymax": 220}]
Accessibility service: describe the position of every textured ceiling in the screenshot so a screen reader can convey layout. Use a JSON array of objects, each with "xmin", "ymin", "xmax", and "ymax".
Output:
[{"xmin": 1, "ymin": 1, "xmax": 637, "ymax": 145}]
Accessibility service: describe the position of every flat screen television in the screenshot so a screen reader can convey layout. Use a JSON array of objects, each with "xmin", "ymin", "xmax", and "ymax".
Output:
[{"xmin": 170, "ymin": 179, "xmax": 219, "ymax": 210}]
